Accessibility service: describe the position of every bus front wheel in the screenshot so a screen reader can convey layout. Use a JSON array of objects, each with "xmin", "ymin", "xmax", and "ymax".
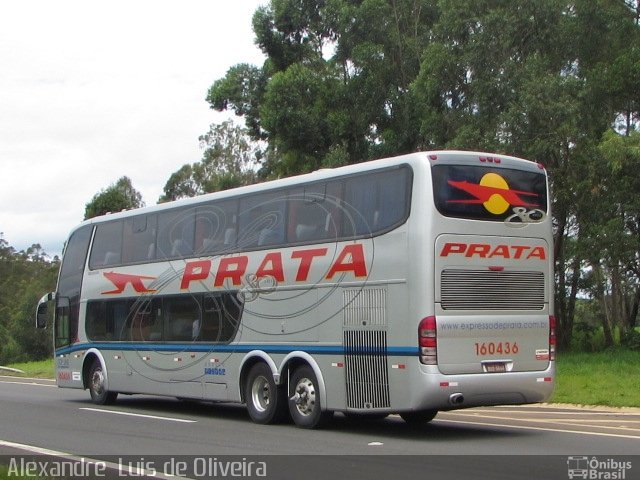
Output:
[
  {"xmin": 88, "ymin": 360, "xmax": 118, "ymax": 405},
  {"xmin": 244, "ymin": 363, "xmax": 287, "ymax": 424},
  {"xmin": 288, "ymin": 365, "xmax": 333, "ymax": 429}
]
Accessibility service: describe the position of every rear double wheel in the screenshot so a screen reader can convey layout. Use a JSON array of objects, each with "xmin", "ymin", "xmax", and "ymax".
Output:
[
  {"xmin": 244, "ymin": 363, "xmax": 288, "ymax": 424},
  {"xmin": 288, "ymin": 365, "xmax": 333, "ymax": 429}
]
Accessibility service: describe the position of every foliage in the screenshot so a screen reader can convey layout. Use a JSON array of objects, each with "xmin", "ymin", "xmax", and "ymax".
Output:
[
  {"xmin": 551, "ymin": 349, "xmax": 640, "ymax": 407},
  {"xmin": 84, "ymin": 176, "xmax": 144, "ymax": 220},
  {"xmin": 0, "ymin": 235, "xmax": 58, "ymax": 365},
  {"xmin": 160, "ymin": 121, "xmax": 260, "ymax": 202},
  {"xmin": 207, "ymin": 0, "xmax": 640, "ymax": 349}
]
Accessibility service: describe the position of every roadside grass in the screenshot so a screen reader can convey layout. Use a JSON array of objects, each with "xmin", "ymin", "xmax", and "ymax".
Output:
[
  {"xmin": 551, "ymin": 349, "xmax": 640, "ymax": 408},
  {"xmin": 2, "ymin": 359, "xmax": 54, "ymax": 379},
  {"xmin": 3, "ymin": 350, "xmax": 640, "ymax": 408}
]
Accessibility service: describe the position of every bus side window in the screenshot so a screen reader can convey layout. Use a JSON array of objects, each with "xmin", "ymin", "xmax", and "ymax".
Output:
[
  {"xmin": 199, "ymin": 293, "xmax": 242, "ymax": 343},
  {"xmin": 164, "ymin": 295, "xmax": 201, "ymax": 342},
  {"xmin": 89, "ymin": 221, "xmax": 123, "ymax": 269},
  {"xmin": 157, "ymin": 208, "xmax": 195, "ymax": 260},
  {"xmin": 238, "ymin": 193, "xmax": 286, "ymax": 249}
]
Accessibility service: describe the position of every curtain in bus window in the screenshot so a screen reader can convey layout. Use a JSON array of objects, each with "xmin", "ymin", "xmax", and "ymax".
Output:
[
  {"xmin": 89, "ymin": 221, "xmax": 123, "ymax": 269},
  {"xmin": 157, "ymin": 208, "xmax": 196, "ymax": 260}
]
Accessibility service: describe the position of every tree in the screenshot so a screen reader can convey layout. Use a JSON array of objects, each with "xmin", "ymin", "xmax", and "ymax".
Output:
[
  {"xmin": 208, "ymin": 0, "xmax": 437, "ymax": 176},
  {"xmin": 160, "ymin": 121, "xmax": 259, "ymax": 202},
  {"xmin": 84, "ymin": 176, "xmax": 144, "ymax": 220},
  {"xmin": 0, "ymin": 234, "xmax": 58, "ymax": 364},
  {"xmin": 207, "ymin": 0, "xmax": 640, "ymax": 349}
]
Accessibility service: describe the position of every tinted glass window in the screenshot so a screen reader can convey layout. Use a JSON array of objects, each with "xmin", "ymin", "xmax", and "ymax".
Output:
[
  {"xmin": 237, "ymin": 192, "xmax": 287, "ymax": 249},
  {"xmin": 89, "ymin": 221, "xmax": 123, "ymax": 269},
  {"xmin": 123, "ymin": 214, "xmax": 157, "ymax": 263},
  {"xmin": 342, "ymin": 167, "xmax": 411, "ymax": 237},
  {"xmin": 157, "ymin": 208, "xmax": 196, "ymax": 259},
  {"xmin": 57, "ymin": 225, "xmax": 92, "ymax": 348},
  {"xmin": 86, "ymin": 293, "xmax": 242, "ymax": 344},
  {"xmin": 194, "ymin": 200, "xmax": 238, "ymax": 255},
  {"xmin": 432, "ymin": 165, "xmax": 548, "ymax": 222}
]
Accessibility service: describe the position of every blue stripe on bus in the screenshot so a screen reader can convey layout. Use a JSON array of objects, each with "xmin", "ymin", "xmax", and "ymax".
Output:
[{"xmin": 55, "ymin": 343, "xmax": 419, "ymax": 357}]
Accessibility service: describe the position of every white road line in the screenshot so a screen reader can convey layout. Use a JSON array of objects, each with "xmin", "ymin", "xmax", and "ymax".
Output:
[
  {"xmin": 433, "ymin": 417, "xmax": 640, "ymax": 440},
  {"xmin": 0, "ymin": 375, "xmax": 55, "ymax": 381},
  {"xmin": 80, "ymin": 407, "xmax": 197, "ymax": 423},
  {"xmin": 469, "ymin": 409, "xmax": 640, "ymax": 416},
  {"xmin": 0, "ymin": 380, "xmax": 57, "ymax": 387}
]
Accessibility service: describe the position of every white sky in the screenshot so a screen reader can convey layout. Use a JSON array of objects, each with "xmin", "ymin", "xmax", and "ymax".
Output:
[{"xmin": 0, "ymin": 0, "xmax": 266, "ymax": 257}]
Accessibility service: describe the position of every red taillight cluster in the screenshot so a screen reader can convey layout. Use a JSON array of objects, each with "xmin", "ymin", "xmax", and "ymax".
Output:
[
  {"xmin": 549, "ymin": 315, "xmax": 556, "ymax": 361},
  {"xmin": 419, "ymin": 316, "xmax": 437, "ymax": 365}
]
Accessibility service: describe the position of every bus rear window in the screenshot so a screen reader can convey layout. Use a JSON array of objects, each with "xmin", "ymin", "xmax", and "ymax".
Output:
[{"xmin": 432, "ymin": 165, "xmax": 548, "ymax": 222}]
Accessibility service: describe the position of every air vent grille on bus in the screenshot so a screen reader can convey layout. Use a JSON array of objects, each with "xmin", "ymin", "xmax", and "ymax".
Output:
[
  {"xmin": 441, "ymin": 269, "xmax": 545, "ymax": 310},
  {"xmin": 344, "ymin": 330, "xmax": 390, "ymax": 409}
]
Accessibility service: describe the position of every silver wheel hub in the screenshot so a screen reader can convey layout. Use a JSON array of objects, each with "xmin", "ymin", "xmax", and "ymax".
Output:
[
  {"xmin": 250, "ymin": 375, "xmax": 271, "ymax": 413},
  {"xmin": 91, "ymin": 369, "xmax": 105, "ymax": 395},
  {"xmin": 292, "ymin": 377, "xmax": 316, "ymax": 416}
]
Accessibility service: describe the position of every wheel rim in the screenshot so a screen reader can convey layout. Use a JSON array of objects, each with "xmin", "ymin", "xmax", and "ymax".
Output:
[
  {"xmin": 250, "ymin": 375, "xmax": 271, "ymax": 413},
  {"xmin": 292, "ymin": 377, "xmax": 316, "ymax": 417},
  {"xmin": 91, "ymin": 368, "xmax": 105, "ymax": 396}
]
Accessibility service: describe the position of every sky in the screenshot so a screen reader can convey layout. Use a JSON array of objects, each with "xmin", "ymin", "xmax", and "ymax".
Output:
[{"xmin": 0, "ymin": 0, "xmax": 266, "ymax": 258}]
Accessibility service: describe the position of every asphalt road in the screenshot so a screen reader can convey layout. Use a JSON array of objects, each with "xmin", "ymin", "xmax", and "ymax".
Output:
[{"xmin": 1, "ymin": 376, "xmax": 639, "ymax": 479}]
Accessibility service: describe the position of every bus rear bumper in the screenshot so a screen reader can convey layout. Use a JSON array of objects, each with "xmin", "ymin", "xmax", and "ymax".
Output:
[{"xmin": 407, "ymin": 364, "xmax": 555, "ymax": 411}]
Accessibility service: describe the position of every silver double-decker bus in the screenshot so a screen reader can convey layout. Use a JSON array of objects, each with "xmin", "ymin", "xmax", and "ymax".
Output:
[{"xmin": 37, "ymin": 150, "xmax": 555, "ymax": 428}]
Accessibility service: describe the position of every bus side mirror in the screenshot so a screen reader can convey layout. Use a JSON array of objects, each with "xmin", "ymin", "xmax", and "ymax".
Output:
[{"xmin": 36, "ymin": 292, "xmax": 54, "ymax": 329}]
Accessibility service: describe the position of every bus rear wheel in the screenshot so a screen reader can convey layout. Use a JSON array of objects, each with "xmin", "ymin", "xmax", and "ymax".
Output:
[
  {"xmin": 288, "ymin": 365, "xmax": 333, "ymax": 429},
  {"xmin": 88, "ymin": 360, "xmax": 117, "ymax": 405},
  {"xmin": 244, "ymin": 363, "xmax": 287, "ymax": 424},
  {"xmin": 400, "ymin": 409, "xmax": 438, "ymax": 425}
]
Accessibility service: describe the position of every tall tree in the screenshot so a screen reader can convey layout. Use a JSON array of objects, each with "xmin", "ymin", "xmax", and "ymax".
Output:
[
  {"xmin": 160, "ymin": 121, "xmax": 259, "ymax": 202},
  {"xmin": 208, "ymin": 0, "xmax": 640, "ymax": 349},
  {"xmin": 84, "ymin": 176, "xmax": 144, "ymax": 220}
]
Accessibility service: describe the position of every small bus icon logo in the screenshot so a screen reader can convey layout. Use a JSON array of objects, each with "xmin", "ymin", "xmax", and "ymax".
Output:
[{"xmin": 567, "ymin": 456, "xmax": 589, "ymax": 479}]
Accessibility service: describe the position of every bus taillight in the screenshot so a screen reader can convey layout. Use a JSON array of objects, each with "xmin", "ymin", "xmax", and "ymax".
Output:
[
  {"xmin": 419, "ymin": 316, "xmax": 437, "ymax": 365},
  {"xmin": 549, "ymin": 315, "xmax": 556, "ymax": 361}
]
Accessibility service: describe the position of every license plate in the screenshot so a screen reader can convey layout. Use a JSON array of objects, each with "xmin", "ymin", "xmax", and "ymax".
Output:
[{"xmin": 483, "ymin": 362, "xmax": 507, "ymax": 373}]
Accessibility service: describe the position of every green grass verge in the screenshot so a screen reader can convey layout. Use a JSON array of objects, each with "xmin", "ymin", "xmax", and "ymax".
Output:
[
  {"xmin": 3, "ymin": 359, "xmax": 55, "ymax": 379},
  {"xmin": 4, "ymin": 350, "xmax": 640, "ymax": 408},
  {"xmin": 551, "ymin": 349, "xmax": 640, "ymax": 408}
]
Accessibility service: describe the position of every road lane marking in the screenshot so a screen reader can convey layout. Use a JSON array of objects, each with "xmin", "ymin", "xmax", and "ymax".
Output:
[
  {"xmin": 442, "ymin": 411, "xmax": 640, "ymax": 433},
  {"xmin": 80, "ymin": 407, "xmax": 197, "ymax": 423},
  {"xmin": 433, "ymin": 417, "xmax": 640, "ymax": 440},
  {"xmin": 0, "ymin": 380, "xmax": 57, "ymax": 387}
]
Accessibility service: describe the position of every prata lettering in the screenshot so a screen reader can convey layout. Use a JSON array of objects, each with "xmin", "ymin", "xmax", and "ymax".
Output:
[{"xmin": 440, "ymin": 242, "xmax": 546, "ymax": 260}]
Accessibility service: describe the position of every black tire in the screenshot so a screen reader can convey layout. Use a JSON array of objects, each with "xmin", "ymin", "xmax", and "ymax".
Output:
[
  {"xmin": 288, "ymin": 365, "xmax": 333, "ymax": 429},
  {"xmin": 400, "ymin": 409, "xmax": 438, "ymax": 425},
  {"xmin": 344, "ymin": 412, "xmax": 389, "ymax": 422},
  {"xmin": 88, "ymin": 360, "xmax": 117, "ymax": 405},
  {"xmin": 244, "ymin": 363, "xmax": 288, "ymax": 424}
]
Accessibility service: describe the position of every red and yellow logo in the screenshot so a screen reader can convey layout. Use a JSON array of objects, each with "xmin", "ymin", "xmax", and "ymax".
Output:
[{"xmin": 448, "ymin": 173, "xmax": 539, "ymax": 215}]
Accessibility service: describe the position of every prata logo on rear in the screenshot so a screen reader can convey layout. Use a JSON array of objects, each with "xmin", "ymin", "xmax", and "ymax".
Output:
[
  {"xmin": 448, "ymin": 172, "xmax": 546, "ymax": 227},
  {"xmin": 439, "ymin": 242, "xmax": 547, "ymax": 261}
]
